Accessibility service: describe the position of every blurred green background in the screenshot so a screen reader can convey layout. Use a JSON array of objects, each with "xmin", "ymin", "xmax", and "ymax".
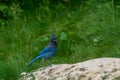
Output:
[{"xmin": 0, "ymin": 0, "xmax": 120, "ymax": 80}]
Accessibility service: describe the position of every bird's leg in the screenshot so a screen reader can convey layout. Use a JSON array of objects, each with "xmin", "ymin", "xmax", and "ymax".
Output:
[{"xmin": 46, "ymin": 59, "xmax": 52, "ymax": 67}]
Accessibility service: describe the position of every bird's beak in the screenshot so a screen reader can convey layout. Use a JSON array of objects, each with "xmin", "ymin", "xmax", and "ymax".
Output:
[{"xmin": 52, "ymin": 39, "xmax": 57, "ymax": 42}]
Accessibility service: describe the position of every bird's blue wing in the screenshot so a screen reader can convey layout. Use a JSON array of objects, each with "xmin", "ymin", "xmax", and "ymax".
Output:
[
  {"xmin": 38, "ymin": 45, "xmax": 52, "ymax": 56},
  {"xmin": 27, "ymin": 45, "xmax": 53, "ymax": 67}
]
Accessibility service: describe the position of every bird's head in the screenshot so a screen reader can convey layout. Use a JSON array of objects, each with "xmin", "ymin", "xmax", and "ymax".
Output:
[{"xmin": 50, "ymin": 34, "xmax": 57, "ymax": 43}]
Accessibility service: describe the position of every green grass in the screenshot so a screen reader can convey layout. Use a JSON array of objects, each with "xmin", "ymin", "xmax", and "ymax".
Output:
[{"xmin": 0, "ymin": 0, "xmax": 120, "ymax": 80}]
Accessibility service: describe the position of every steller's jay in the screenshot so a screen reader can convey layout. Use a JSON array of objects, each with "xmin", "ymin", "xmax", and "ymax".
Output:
[{"xmin": 27, "ymin": 34, "xmax": 57, "ymax": 67}]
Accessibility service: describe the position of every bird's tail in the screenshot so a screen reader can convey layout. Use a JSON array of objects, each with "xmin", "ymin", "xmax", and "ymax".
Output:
[{"xmin": 27, "ymin": 56, "xmax": 42, "ymax": 67}]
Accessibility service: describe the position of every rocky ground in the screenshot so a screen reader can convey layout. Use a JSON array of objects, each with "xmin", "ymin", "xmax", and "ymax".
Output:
[{"xmin": 20, "ymin": 58, "xmax": 120, "ymax": 80}]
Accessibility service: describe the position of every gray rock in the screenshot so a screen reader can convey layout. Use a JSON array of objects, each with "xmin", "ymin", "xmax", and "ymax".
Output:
[{"xmin": 20, "ymin": 58, "xmax": 120, "ymax": 80}]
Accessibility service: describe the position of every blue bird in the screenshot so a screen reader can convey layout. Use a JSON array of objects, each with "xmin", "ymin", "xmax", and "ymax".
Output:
[{"xmin": 27, "ymin": 34, "xmax": 57, "ymax": 67}]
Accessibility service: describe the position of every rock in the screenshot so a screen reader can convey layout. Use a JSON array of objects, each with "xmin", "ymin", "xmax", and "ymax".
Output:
[
  {"xmin": 20, "ymin": 58, "xmax": 120, "ymax": 80},
  {"xmin": 21, "ymin": 72, "xmax": 27, "ymax": 76}
]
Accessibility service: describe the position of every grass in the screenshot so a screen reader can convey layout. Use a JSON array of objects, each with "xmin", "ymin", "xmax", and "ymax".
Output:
[{"xmin": 0, "ymin": 0, "xmax": 120, "ymax": 80}]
